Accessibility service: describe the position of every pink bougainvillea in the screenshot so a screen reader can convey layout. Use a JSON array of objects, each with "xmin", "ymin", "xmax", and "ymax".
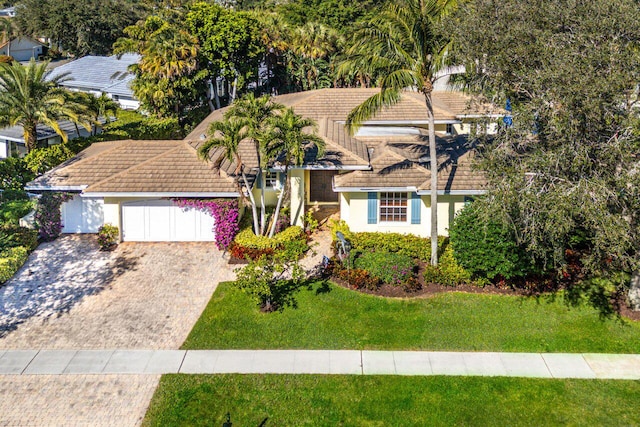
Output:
[
  {"xmin": 34, "ymin": 192, "xmax": 73, "ymax": 242},
  {"xmin": 171, "ymin": 198, "xmax": 239, "ymax": 250}
]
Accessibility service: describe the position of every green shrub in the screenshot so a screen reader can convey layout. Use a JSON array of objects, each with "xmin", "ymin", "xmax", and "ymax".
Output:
[
  {"xmin": 0, "ymin": 246, "xmax": 29, "ymax": 283},
  {"xmin": 0, "ymin": 225, "xmax": 38, "ymax": 251},
  {"xmin": 24, "ymin": 145, "xmax": 76, "ymax": 175},
  {"xmin": 97, "ymin": 224, "xmax": 119, "ymax": 250},
  {"xmin": 304, "ymin": 209, "xmax": 319, "ymax": 233},
  {"xmin": 0, "ymin": 199, "xmax": 34, "ymax": 225},
  {"xmin": 449, "ymin": 202, "xmax": 534, "ymax": 280},
  {"xmin": 350, "ymin": 232, "xmax": 446, "ymax": 262},
  {"xmin": 354, "ymin": 250, "xmax": 415, "ymax": 286},
  {"xmin": 0, "ymin": 158, "xmax": 35, "ymax": 190},
  {"xmin": 329, "ymin": 219, "xmax": 352, "ymax": 242},
  {"xmin": 232, "ymin": 226, "xmax": 307, "ymax": 260},
  {"xmin": 423, "ymin": 244, "xmax": 474, "ymax": 286},
  {"xmin": 337, "ymin": 267, "xmax": 380, "ymax": 290},
  {"xmin": 1, "ymin": 189, "xmax": 29, "ymax": 202}
]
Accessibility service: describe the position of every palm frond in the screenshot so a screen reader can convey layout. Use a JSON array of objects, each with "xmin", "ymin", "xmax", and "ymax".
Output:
[{"xmin": 345, "ymin": 89, "xmax": 402, "ymax": 134}]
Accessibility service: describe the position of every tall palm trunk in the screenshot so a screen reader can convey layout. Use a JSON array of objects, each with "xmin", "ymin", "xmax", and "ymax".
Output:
[
  {"xmin": 268, "ymin": 166, "xmax": 287, "ymax": 238},
  {"xmin": 424, "ymin": 88, "xmax": 438, "ymax": 266},
  {"xmin": 260, "ymin": 172, "xmax": 267, "ymax": 235},
  {"xmin": 23, "ymin": 122, "xmax": 37, "ymax": 153}
]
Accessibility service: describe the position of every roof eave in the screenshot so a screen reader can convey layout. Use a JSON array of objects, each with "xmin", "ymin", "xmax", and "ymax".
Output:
[{"xmin": 84, "ymin": 191, "xmax": 240, "ymax": 198}]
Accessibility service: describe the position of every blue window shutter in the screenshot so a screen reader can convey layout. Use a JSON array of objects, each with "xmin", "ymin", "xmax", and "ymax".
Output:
[
  {"xmin": 411, "ymin": 192, "xmax": 421, "ymax": 224},
  {"xmin": 256, "ymin": 171, "xmax": 262, "ymax": 189},
  {"xmin": 278, "ymin": 172, "xmax": 286, "ymax": 188},
  {"xmin": 367, "ymin": 192, "xmax": 378, "ymax": 224}
]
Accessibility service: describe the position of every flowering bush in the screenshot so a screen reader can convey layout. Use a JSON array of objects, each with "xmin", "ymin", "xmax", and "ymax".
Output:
[
  {"xmin": 172, "ymin": 198, "xmax": 239, "ymax": 250},
  {"xmin": 354, "ymin": 250, "xmax": 415, "ymax": 286},
  {"xmin": 97, "ymin": 224, "xmax": 119, "ymax": 251},
  {"xmin": 34, "ymin": 192, "xmax": 73, "ymax": 242}
]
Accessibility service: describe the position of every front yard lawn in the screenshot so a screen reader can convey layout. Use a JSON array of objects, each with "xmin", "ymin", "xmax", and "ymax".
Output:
[
  {"xmin": 143, "ymin": 374, "xmax": 640, "ymax": 426},
  {"xmin": 182, "ymin": 281, "xmax": 640, "ymax": 353}
]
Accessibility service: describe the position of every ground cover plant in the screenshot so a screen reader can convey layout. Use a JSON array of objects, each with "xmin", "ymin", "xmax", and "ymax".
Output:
[
  {"xmin": 143, "ymin": 374, "xmax": 640, "ymax": 426},
  {"xmin": 182, "ymin": 281, "xmax": 640, "ymax": 353}
]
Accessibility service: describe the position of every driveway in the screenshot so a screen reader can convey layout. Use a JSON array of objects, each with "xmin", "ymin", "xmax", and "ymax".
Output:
[
  {"xmin": 0, "ymin": 235, "xmax": 234, "ymax": 426},
  {"xmin": 0, "ymin": 235, "xmax": 234, "ymax": 349}
]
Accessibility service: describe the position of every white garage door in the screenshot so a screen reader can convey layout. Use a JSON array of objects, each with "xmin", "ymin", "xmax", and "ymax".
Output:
[
  {"xmin": 121, "ymin": 200, "xmax": 215, "ymax": 242},
  {"xmin": 61, "ymin": 195, "xmax": 105, "ymax": 233}
]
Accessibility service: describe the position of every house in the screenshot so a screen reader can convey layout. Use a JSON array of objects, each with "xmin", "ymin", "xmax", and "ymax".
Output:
[
  {"xmin": 26, "ymin": 88, "xmax": 497, "ymax": 242},
  {"xmin": 0, "ymin": 36, "xmax": 46, "ymax": 61},
  {"xmin": 188, "ymin": 88, "xmax": 495, "ymax": 236},
  {"xmin": 46, "ymin": 54, "xmax": 140, "ymax": 110},
  {"xmin": 0, "ymin": 7, "xmax": 16, "ymax": 18},
  {"xmin": 0, "ymin": 120, "xmax": 96, "ymax": 158}
]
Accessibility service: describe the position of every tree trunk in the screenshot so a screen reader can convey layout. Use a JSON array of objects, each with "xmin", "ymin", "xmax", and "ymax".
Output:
[
  {"xmin": 268, "ymin": 167, "xmax": 287, "ymax": 238},
  {"xmin": 213, "ymin": 79, "xmax": 221, "ymax": 110},
  {"xmin": 23, "ymin": 122, "xmax": 37, "ymax": 153},
  {"xmin": 241, "ymin": 169, "xmax": 260, "ymax": 235},
  {"xmin": 424, "ymin": 88, "xmax": 439, "ymax": 266},
  {"xmin": 260, "ymin": 172, "xmax": 266, "ymax": 235}
]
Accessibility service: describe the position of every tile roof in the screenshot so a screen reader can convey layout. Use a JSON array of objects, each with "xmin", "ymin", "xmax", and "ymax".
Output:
[
  {"xmin": 27, "ymin": 140, "xmax": 239, "ymax": 194},
  {"xmin": 28, "ymin": 89, "xmax": 490, "ymax": 196},
  {"xmin": 46, "ymin": 54, "xmax": 139, "ymax": 96},
  {"xmin": 334, "ymin": 136, "xmax": 487, "ymax": 192}
]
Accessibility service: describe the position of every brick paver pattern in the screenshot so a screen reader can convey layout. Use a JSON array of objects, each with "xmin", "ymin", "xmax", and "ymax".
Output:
[{"xmin": 0, "ymin": 236, "xmax": 234, "ymax": 426}]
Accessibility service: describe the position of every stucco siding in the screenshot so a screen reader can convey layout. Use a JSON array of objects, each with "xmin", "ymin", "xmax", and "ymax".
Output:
[{"xmin": 343, "ymin": 192, "xmax": 466, "ymax": 237}]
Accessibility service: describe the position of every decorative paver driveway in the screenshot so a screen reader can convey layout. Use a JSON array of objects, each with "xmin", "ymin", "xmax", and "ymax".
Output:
[
  {"xmin": 0, "ymin": 235, "xmax": 234, "ymax": 349},
  {"xmin": 0, "ymin": 235, "xmax": 233, "ymax": 426}
]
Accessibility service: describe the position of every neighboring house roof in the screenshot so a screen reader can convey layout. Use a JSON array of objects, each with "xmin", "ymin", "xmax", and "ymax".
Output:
[
  {"xmin": 26, "ymin": 140, "xmax": 241, "ymax": 196},
  {"xmin": 0, "ymin": 120, "xmax": 95, "ymax": 143},
  {"xmin": 46, "ymin": 54, "xmax": 139, "ymax": 96},
  {"xmin": 0, "ymin": 36, "xmax": 47, "ymax": 51}
]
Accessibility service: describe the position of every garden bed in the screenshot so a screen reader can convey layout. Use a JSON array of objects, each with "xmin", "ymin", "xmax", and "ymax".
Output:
[{"xmin": 329, "ymin": 255, "xmax": 522, "ymax": 297}]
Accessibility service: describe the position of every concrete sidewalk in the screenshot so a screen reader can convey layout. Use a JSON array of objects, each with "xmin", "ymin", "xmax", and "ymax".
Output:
[{"xmin": 1, "ymin": 349, "xmax": 640, "ymax": 379}]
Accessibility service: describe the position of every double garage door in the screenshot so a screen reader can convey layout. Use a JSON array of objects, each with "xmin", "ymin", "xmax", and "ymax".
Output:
[{"xmin": 122, "ymin": 200, "xmax": 215, "ymax": 242}]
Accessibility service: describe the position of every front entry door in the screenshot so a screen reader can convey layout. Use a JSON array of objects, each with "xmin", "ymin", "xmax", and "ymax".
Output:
[{"xmin": 309, "ymin": 170, "xmax": 338, "ymax": 203}]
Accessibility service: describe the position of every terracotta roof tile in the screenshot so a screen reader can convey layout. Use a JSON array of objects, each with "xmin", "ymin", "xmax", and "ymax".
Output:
[{"xmin": 334, "ymin": 137, "xmax": 486, "ymax": 192}]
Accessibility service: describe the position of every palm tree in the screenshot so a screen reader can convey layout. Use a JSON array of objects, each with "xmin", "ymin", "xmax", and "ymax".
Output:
[
  {"xmin": 263, "ymin": 107, "xmax": 325, "ymax": 237},
  {"xmin": 225, "ymin": 93, "xmax": 285, "ymax": 235},
  {"xmin": 114, "ymin": 16, "xmax": 198, "ymax": 118},
  {"xmin": 198, "ymin": 117, "xmax": 261, "ymax": 235},
  {"xmin": 0, "ymin": 59, "xmax": 90, "ymax": 152},
  {"xmin": 339, "ymin": 0, "xmax": 458, "ymax": 266},
  {"xmin": 87, "ymin": 93, "xmax": 120, "ymax": 135},
  {"xmin": 0, "ymin": 17, "xmax": 14, "ymax": 58}
]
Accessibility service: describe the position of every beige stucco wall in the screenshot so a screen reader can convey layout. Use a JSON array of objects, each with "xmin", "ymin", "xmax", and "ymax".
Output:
[
  {"xmin": 251, "ymin": 186, "xmax": 279, "ymax": 207},
  {"xmin": 343, "ymin": 192, "xmax": 466, "ymax": 237}
]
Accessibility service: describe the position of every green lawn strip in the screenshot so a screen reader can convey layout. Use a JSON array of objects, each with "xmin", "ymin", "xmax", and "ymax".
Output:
[
  {"xmin": 143, "ymin": 374, "xmax": 640, "ymax": 426},
  {"xmin": 182, "ymin": 281, "xmax": 640, "ymax": 353}
]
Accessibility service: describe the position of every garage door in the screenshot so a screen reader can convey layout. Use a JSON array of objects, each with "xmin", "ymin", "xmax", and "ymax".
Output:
[
  {"xmin": 121, "ymin": 200, "xmax": 215, "ymax": 242},
  {"xmin": 61, "ymin": 195, "xmax": 105, "ymax": 233}
]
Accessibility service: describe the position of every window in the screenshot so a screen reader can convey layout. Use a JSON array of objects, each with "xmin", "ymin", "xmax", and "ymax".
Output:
[
  {"xmin": 265, "ymin": 171, "xmax": 278, "ymax": 188},
  {"xmin": 446, "ymin": 123, "xmax": 454, "ymax": 134},
  {"xmin": 379, "ymin": 192, "xmax": 408, "ymax": 222}
]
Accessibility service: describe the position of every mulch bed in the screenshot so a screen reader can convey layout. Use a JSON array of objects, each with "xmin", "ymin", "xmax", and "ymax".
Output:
[{"xmin": 330, "ymin": 274, "xmax": 523, "ymax": 299}]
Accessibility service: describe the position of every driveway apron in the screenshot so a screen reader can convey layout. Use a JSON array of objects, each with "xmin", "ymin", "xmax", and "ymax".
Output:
[{"xmin": 0, "ymin": 235, "xmax": 234, "ymax": 426}]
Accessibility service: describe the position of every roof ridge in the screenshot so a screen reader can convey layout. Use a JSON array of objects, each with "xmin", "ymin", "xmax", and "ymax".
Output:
[{"xmin": 85, "ymin": 142, "xmax": 182, "ymax": 192}]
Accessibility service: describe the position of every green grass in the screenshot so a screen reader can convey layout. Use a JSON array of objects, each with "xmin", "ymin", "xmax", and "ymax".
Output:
[
  {"xmin": 182, "ymin": 281, "xmax": 640, "ymax": 353},
  {"xmin": 143, "ymin": 374, "xmax": 640, "ymax": 426}
]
